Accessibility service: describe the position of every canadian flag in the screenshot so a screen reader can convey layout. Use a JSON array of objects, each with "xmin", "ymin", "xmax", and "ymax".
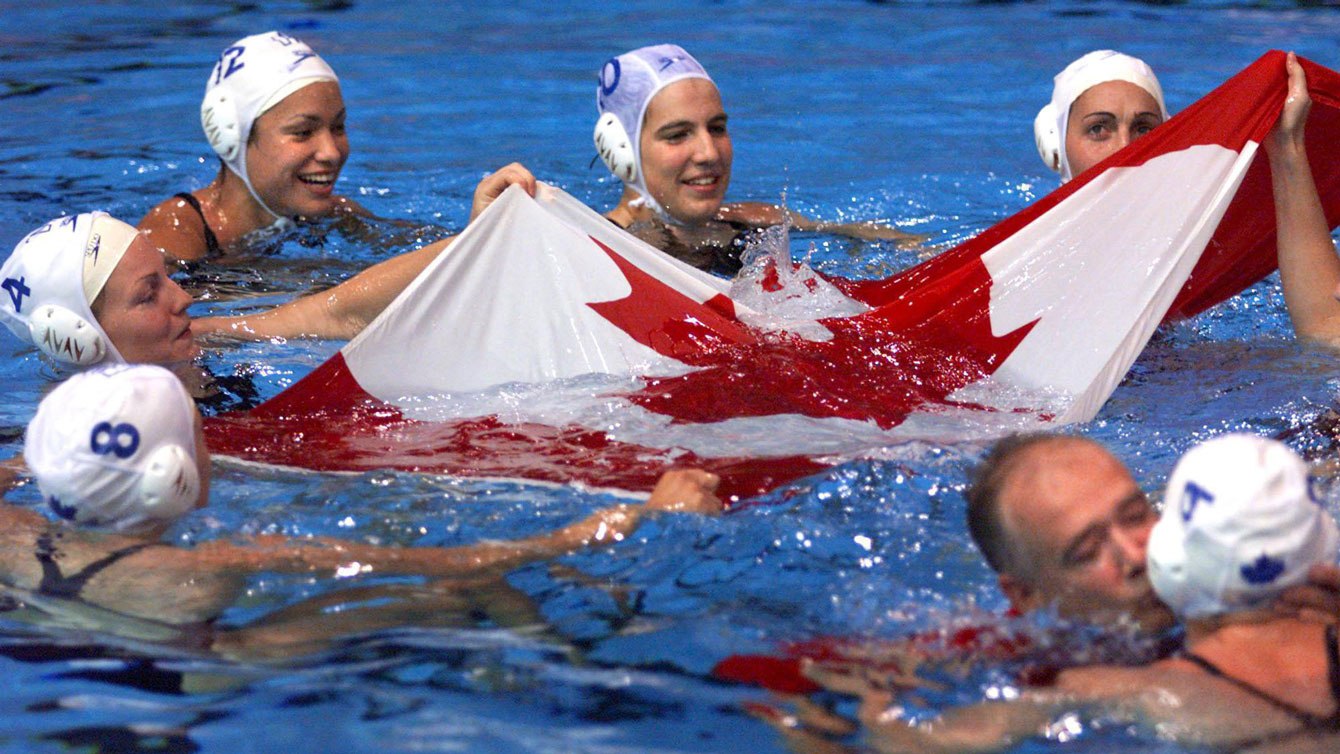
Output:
[{"xmin": 207, "ymin": 51, "xmax": 1340, "ymax": 502}]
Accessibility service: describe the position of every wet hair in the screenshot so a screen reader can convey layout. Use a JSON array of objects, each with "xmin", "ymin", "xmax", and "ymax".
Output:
[{"xmin": 965, "ymin": 432, "xmax": 1074, "ymax": 576}]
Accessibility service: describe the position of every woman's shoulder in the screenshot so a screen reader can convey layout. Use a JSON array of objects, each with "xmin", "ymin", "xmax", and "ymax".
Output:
[{"xmin": 138, "ymin": 192, "xmax": 213, "ymax": 262}]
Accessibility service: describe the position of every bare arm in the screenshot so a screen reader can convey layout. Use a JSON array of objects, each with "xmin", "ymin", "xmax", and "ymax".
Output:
[
  {"xmin": 191, "ymin": 468, "xmax": 720, "ymax": 578},
  {"xmin": 193, "ymin": 236, "xmax": 454, "ymax": 340},
  {"xmin": 1268, "ymin": 53, "xmax": 1340, "ymax": 343},
  {"xmin": 0, "ymin": 452, "xmax": 24, "ymax": 496},
  {"xmin": 191, "ymin": 163, "xmax": 540, "ymax": 342},
  {"xmin": 718, "ymin": 202, "xmax": 925, "ymax": 246},
  {"xmin": 798, "ymin": 658, "xmax": 1055, "ymax": 754},
  {"xmin": 1276, "ymin": 562, "xmax": 1340, "ymax": 624}
]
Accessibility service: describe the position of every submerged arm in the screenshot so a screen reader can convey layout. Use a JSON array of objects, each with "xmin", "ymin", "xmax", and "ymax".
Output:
[
  {"xmin": 798, "ymin": 658, "xmax": 1057, "ymax": 754},
  {"xmin": 193, "ymin": 469, "xmax": 720, "ymax": 578},
  {"xmin": 1269, "ymin": 53, "xmax": 1340, "ymax": 344}
]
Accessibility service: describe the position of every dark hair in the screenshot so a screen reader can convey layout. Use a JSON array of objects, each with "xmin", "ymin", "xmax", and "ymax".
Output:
[{"xmin": 965, "ymin": 432, "xmax": 1070, "ymax": 576}]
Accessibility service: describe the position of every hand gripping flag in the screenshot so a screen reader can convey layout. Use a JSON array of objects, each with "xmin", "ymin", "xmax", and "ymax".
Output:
[{"xmin": 207, "ymin": 52, "xmax": 1340, "ymax": 501}]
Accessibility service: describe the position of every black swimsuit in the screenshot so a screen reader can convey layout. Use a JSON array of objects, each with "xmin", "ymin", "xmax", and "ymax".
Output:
[
  {"xmin": 34, "ymin": 532, "xmax": 160, "ymax": 599},
  {"xmin": 173, "ymin": 192, "xmax": 223, "ymax": 258},
  {"xmin": 1180, "ymin": 624, "xmax": 1340, "ymax": 748},
  {"xmin": 612, "ymin": 216, "xmax": 752, "ymax": 277}
]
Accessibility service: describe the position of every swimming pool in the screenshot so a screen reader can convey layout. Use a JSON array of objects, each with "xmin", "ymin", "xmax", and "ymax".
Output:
[{"xmin": 2, "ymin": 1, "xmax": 1340, "ymax": 751}]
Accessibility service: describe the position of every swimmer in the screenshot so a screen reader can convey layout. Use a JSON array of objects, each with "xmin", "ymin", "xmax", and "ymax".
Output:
[
  {"xmin": 0, "ymin": 210, "xmax": 252, "ymax": 409},
  {"xmin": 6, "ymin": 363, "xmax": 721, "ymax": 638},
  {"xmin": 1034, "ymin": 49, "xmax": 1168, "ymax": 183},
  {"xmin": 795, "ymin": 434, "xmax": 1340, "ymax": 752},
  {"xmin": 964, "ymin": 433, "xmax": 1340, "ymax": 631},
  {"xmin": 1037, "ymin": 51, "xmax": 1340, "ymax": 350},
  {"xmin": 1, "ymin": 166, "xmax": 531, "ymax": 398},
  {"xmin": 595, "ymin": 44, "xmax": 921, "ymax": 275},
  {"xmin": 138, "ymin": 31, "xmax": 370, "ymax": 261}
]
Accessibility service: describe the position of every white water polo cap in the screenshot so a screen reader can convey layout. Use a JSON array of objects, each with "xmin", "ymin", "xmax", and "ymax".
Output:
[
  {"xmin": 201, "ymin": 31, "xmax": 338, "ymax": 220},
  {"xmin": 0, "ymin": 212, "xmax": 133, "ymax": 366},
  {"xmin": 594, "ymin": 44, "xmax": 715, "ymax": 223},
  {"xmin": 1149, "ymin": 434, "xmax": 1340, "ymax": 620},
  {"xmin": 1034, "ymin": 50, "xmax": 1168, "ymax": 182},
  {"xmin": 25, "ymin": 364, "xmax": 202, "ymax": 533}
]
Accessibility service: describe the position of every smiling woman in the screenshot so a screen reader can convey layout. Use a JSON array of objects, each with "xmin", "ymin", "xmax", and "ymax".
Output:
[
  {"xmin": 137, "ymin": 31, "xmax": 367, "ymax": 262},
  {"xmin": 596, "ymin": 44, "xmax": 921, "ymax": 275}
]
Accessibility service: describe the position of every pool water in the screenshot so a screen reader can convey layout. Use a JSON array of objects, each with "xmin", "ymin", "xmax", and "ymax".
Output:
[{"xmin": 3, "ymin": 1, "xmax": 1340, "ymax": 752}]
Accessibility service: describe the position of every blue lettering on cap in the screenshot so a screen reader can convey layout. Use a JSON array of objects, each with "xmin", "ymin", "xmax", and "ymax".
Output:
[
  {"xmin": 1180, "ymin": 480, "xmax": 1214, "ymax": 522},
  {"xmin": 599, "ymin": 58, "xmax": 621, "ymax": 100},
  {"xmin": 286, "ymin": 50, "xmax": 316, "ymax": 73},
  {"xmin": 2, "ymin": 277, "xmax": 31, "ymax": 313},
  {"xmin": 1240, "ymin": 553, "xmax": 1286, "ymax": 585},
  {"xmin": 213, "ymin": 46, "xmax": 246, "ymax": 85},
  {"xmin": 90, "ymin": 422, "xmax": 140, "ymax": 460},
  {"xmin": 47, "ymin": 495, "xmax": 79, "ymax": 521}
]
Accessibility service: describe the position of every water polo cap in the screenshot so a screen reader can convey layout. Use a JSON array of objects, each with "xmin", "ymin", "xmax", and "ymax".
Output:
[
  {"xmin": 594, "ymin": 43, "xmax": 715, "ymax": 223},
  {"xmin": 201, "ymin": 30, "xmax": 338, "ymax": 221},
  {"xmin": 1034, "ymin": 50, "xmax": 1168, "ymax": 182},
  {"xmin": 0, "ymin": 212, "xmax": 133, "ymax": 366},
  {"xmin": 25, "ymin": 364, "xmax": 202, "ymax": 533},
  {"xmin": 1149, "ymin": 434, "xmax": 1340, "ymax": 620}
]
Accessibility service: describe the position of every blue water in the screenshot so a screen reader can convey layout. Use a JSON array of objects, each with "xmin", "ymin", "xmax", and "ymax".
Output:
[{"xmin": 3, "ymin": 1, "xmax": 1340, "ymax": 752}]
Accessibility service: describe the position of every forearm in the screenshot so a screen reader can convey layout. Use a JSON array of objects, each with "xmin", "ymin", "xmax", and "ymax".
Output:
[
  {"xmin": 1270, "ymin": 140, "xmax": 1340, "ymax": 343},
  {"xmin": 719, "ymin": 202, "xmax": 921, "ymax": 244},
  {"xmin": 196, "ymin": 504, "xmax": 648, "ymax": 578},
  {"xmin": 866, "ymin": 702, "xmax": 1052, "ymax": 754},
  {"xmin": 193, "ymin": 236, "xmax": 454, "ymax": 342}
]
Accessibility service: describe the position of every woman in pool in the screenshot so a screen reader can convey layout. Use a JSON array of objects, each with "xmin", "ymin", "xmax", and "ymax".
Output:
[
  {"xmin": 138, "ymin": 31, "xmax": 444, "ymax": 262},
  {"xmin": 1036, "ymin": 51, "xmax": 1340, "ymax": 350},
  {"xmin": 1033, "ymin": 49, "xmax": 1169, "ymax": 183},
  {"xmin": 0, "ymin": 152, "xmax": 532, "ymax": 397},
  {"xmin": 5, "ymin": 363, "xmax": 719, "ymax": 649},
  {"xmin": 594, "ymin": 44, "xmax": 921, "ymax": 275}
]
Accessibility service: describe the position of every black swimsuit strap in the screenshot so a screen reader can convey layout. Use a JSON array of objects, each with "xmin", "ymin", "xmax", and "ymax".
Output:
[
  {"xmin": 35, "ymin": 532, "xmax": 158, "ymax": 600},
  {"xmin": 1328, "ymin": 624, "xmax": 1340, "ymax": 711},
  {"xmin": 1182, "ymin": 648, "xmax": 1339, "ymax": 729},
  {"xmin": 173, "ymin": 192, "xmax": 223, "ymax": 258}
]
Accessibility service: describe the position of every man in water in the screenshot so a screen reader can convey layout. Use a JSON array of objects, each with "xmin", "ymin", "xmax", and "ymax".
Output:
[{"xmin": 966, "ymin": 433, "xmax": 1340, "ymax": 632}]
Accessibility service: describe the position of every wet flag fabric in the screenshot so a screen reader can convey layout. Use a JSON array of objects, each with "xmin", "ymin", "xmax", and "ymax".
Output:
[{"xmin": 207, "ymin": 52, "xmax": 1340, "ymax": 501}]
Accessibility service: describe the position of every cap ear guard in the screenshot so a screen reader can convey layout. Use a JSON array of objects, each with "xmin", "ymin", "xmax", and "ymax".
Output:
[
  {"xmin": 202, "ymin": 85, "xmax": 242, "ymax": 164},
  {"xmin": 138, "ymin": 443, "xmax": 200, "ymax": 520},
  {"xmin": 29, "ymin": 303, "xmax": 107, "ymax": 366},
  {"xmin": 594, "ymin": 112, "xmax": 638, "ymax": 183},
  {"xmin": 1034, "ymin": 103, "xmax": 1062, "ymax": 174}
]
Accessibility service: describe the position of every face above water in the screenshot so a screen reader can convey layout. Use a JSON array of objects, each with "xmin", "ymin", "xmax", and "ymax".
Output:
[
  {"xmin": 245, "ymin": 81, "xmax": 350, "ymax": 219},
  {"xmin": 638, "ymin": 78, "xmax": 732, "ymax": 225},
  {"xmin": 91, "ymin": 235, "xmax": 197, "ymax": 366},
  {"xmin": 998, "ymin": 439, "xmax": 1174, "ymax": 632},
  {"xmin": 1064, "ymin": 80, "xmax": 1163, "ymax": 179}
]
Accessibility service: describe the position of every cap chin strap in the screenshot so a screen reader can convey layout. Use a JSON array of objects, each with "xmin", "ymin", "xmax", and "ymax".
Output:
[{"xmin": 29, "ymin": 304, "xmax": 107, "ymax": 366}]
